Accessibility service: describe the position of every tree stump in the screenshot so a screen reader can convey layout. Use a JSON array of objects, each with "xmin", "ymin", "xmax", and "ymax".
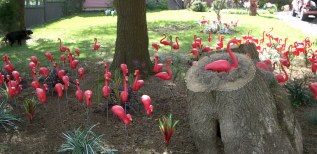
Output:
[{"xmin": 185, "ymin": 48, "xmax": 303, "ymax": 153}]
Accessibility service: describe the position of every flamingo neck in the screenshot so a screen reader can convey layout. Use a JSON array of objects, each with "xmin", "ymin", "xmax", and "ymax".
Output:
[
  {"xmin": 227, "ymin": 40, "xmax": 238, "ymax": 68},
  {"xmin": 123, "ymin": 75, "xmax": 127, "ymax": 92},
  {"xmin": 154, "ymin": 56, "xmax": 158, "ymax": 65},
  {"xmin": 175, "ymin": 37, "xmax": 179, "ymax": 46},
  {"xmin": 59, "ymin": 39, "xmax": 62, "ymax": 48},
  {"xmin": 160, "ymin": 34, "xmax": 167, "ymax": 43},
  {"xmin": 281, "ymin": 64, "xmax": 288, "ymax": 81},
  {"xmin": 133, "ymin": 73, "xmax": 139, "ymax": 88}
]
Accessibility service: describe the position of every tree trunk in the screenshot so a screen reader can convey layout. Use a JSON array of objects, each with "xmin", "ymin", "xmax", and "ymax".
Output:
[
  {"xmin": 186, "ymin": 48, "xmax": 303, "ymax": 153},
  {"xmin": 17, "ymin": 0, "xmax": 25, "ymax": 29},
  {"xmin": 111, "ymin": 0, "xmax": 152, "ymax": 75}
]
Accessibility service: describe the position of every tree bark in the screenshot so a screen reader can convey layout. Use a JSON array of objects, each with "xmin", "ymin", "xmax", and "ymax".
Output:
[
  {"xmin": 186, "ymin": 49, "xmax": 302, "ymax": 153},
  {"xmin": 17, "ymin": 0, "xmax": 25, "ymax": 29},
  {"xmin": 111, "ymin": 0, "xmax": 152, "ymax": 75}
]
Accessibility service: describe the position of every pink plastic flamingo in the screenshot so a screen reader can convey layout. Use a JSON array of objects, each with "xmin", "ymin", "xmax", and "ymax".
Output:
[
  {"xmin": 153, "ymin": 55, "xmax": 163, "ymax": 73},
  {"xmin": 39, "ymin": 67, "xmax": 50, "ymax": 78},
  {"xmin": 152, "ymin": 42, "xmax": 160, "ymax": 51},
  {"xmin": 45, "ymin": 52, "xmax": 54, "ymax": 62},
  {"xmin": 84, "ymin": 90, "xmax": 93, "ymax": 107},
  {"xmin": 155, "ymin": 59, "xmax": 172, "ymax": 80},
  {"xmin": 172, "ymin": 36, "xmax": 179, "ymax": 50},
  {"xmin": 132, "ymin": 70, "xmax": 144, "ymax": 91},
  {"xmin": 78, "ymin": 67, "xmax": 84, "ymax": 80},
  {"xmin": 58, "ymin": 38, "xmax": 69, "ymax": 52},
  {"xmin": 275, "ymin": 64, "xmax": 288, "ymax": 83},
  {"xmin": 36, "ymin": 84, "xmax": 48, "ymax": 104},
  {"xmin": 120, "ymin": 64, "xmax": 129, "ymax": 102},
  {"xmin": 141, "ymin": 95, "xmax": 153, "ymax": 117},
  {"xmin": 75, "ymin": 79, "xmax": 83, "ymax": 102},
  {"xmin": 204, "ymin": 38, "xmax": 240, "ymax": 72},
  {"xmin": 93, "ymin": 38, "xmax": 101, "ymax": 51},
  {"xmin": 111, "ymin": 105, "xmax": 132, "ymax": 125},
  {"xmin": 160, "ymin": 34, "xmax": 170, "ymax": 46}
]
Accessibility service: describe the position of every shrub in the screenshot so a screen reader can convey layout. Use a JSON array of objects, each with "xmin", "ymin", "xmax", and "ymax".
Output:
[
  {"xmin": 146, "ymin": 0, "xmax": 168, "ymax": 10},
  {"xmin": 58, "ymin": 124, "xmax": 118, "ymax": 154},
  {"xmin": 285, "ymin": 78, "xmax": 316, "ymax": 108},
  {"xmin": 0, "ymin": 0, "xmax": 19, "ymax": 33},
  {"xmin": 64, "ymin": 0, "xmax": 85, "ymax": 15},
  {"xmin": 190, "ymin": 0, "xmax": 208, "ymax": 12},
  {"xmin": 263, "ymin": 2, "xmax": 278, "ymax": 14},
  {"xmin": 0, "ymin": 96, "xmax": 19, "ymax": 131}
]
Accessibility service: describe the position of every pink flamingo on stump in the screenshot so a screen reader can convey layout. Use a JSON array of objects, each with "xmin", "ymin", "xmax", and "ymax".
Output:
[
  {"xmin": 75, "ymin": 79, "xmax": 83, "ymax": 102},
  {"xmin": 93, "ymin": 38, "xmax": 101, "ymax": 51},
  {"xmin": 155, "ymin": 59, "xmax": 173, "ymax": 80},
  {"xmin": 141, "ymin": 95, "xmax": 153, "ymax": 117},
  {"xmin": 36, "ymin": 84, "xmax": 48, "ymax": 104},
  {"xmin": 309, "ymin": 82, "xmax": 317, "ymax": 100},
  {"xmin": 275, "ymin": 64, "xmax": 288, "ymax": 83},
  {"xmin": 153, "ymin": 55, "xmax": 163, "ymax": 73},
  {"xmin": 58, "ymin": 38, "xmax": 69, "ymax": 52},
  {"xmin": 152, "ymin": 42, "xmax": 160, "ymax": 51},
  {"xmin": 160, "ymin": 34, "xmax": 170, "ymax": 46},
  {"xmin": 204, "ymin": 38, "xmax": 240, "ymax": 72},
  {"xmin": 132, "ymin": 70, "xmax": 144, "ymax": 91}
]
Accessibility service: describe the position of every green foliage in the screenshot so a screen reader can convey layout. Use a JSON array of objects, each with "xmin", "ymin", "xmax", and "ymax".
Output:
[
  {"xmin": 0, "ymin": 96, "xmax": 19, "ymax": 131},
  {"xmin": 190, "ymin": 0, "xmax": 208, "ymax": 12},
  {"xmin": 23, "ymin": 98, "xmax": 37, "ymax": 122},
  {"xmin": 146, "ymin": 0, "xmax": 168, "ymax": 10},
  {"xmin": 263, "ymin": 2, "xmax": 278, "ymax": 14},
  {"xmin": 0, "ymin": 0, "xmax": 19, "ymax": 33},
  {"xmin": 285, "ymin": 78, "xmax": 316, "ymax": 108},
  {"xmin": 59, "ymin": 124, "xmax": 118, "ymax": 154},
  {"xmin": 258, "ymin": 0, "xmax": 288, "ymax": 10},
  {"xmin": 212, "ymin": 0, "xmax": 227, "ymax": 20},
  {"xmin": 159, "ymin": 114, "xmax": 179, "ymax": 145},
  {"xmin": 222, "ymin": 9, "xmax": 270, "ymax": 15},
  {"xmin": 64, "ymin": 0, "xmax": 85, "ymax": 15}
]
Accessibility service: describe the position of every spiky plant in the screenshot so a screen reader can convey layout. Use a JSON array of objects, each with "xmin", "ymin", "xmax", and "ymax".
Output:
[
  {"xmin": 0, "ymin": 97, "xmax": 19, "ymax": 131},
  {"xmin": 159, "ymin": 114, "xmax": 179, "ymax": 148},
  {"xmin": 23, "ymin": 98, "xmax": 36, "ymax": 122},
  {"xmin": 285, "ymin": 77, "xmax": 316, "ymax": 108},
  {"xmin": 58, "ymin": 124, "xmax": 117, "ymax": 154}
]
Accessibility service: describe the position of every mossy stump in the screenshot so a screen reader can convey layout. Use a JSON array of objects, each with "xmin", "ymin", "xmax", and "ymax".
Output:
[{"xmin": 185, "ymin": 44, "xmax": 302, "ymax": 154}]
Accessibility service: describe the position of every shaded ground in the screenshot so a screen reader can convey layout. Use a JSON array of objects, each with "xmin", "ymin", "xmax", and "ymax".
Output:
[{"xmin": 0, "ymin": 57, "xmax": 317, "ymax": 154}]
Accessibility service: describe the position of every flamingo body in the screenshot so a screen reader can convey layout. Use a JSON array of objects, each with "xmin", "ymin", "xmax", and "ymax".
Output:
[
  {"xmin": 111, "ymin": 105, "xmax": 132, "ymax": 125},
  {"xmin": 84, "ymin": 90, "xmax": 93, "ymax": 107},
  {"xmin": 55, "ymin": 83, "xmax": 64, "ymax": 97},
  {"xmin": 152, "ymin": 42, "xmax": 160, "ymax": 51},
  {"xmin": 309, "ymin": 83, "xmax": 317, "ymax": 100},
  {"xmin": 155, "ymin": 59, "xmax": 172, "ymax": 80},
  {"xmin": 78, "ymin": 67, "xmax": 84, "ymax": 80},
  {"xmin": 141, "ymin": 95, "xmax": 153, "ymax": 117}
]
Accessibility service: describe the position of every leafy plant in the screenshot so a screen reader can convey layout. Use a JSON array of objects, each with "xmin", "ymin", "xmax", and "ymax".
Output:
[
  {"xmin": 159, "ymin": 114, "xmax": 179, "ymax": 146},
  {"xmin": 190, "ymin": 0, "xmax": 208, "ymax": 12},
  {"xmin": 263, "ymin": 2, "xmax": 277, "ymax": 14},
  {"xmin": 0, "ymin": 0, "xmax": 19, "ymax": 33},
  {"xmin": 58, "ymin": 124, "xmax": 118, "ymax": 154},
  {"xmin": 212, "ymin": 0, "xmax": 227, "ymax": 21},
  {"xmin": 146, "ymin": 0, "xmax": 168, "ymax": 10},
  {"xmin": 23, "ymin": 98, "xmax": 36, "ymax": 122},
  {"xmin": 285, "ymin": 78, "xmax": 316, "ymax": 108},
  {"xmin": 0, "ymin": 98, "xmax": 19, "ymax": 131}
]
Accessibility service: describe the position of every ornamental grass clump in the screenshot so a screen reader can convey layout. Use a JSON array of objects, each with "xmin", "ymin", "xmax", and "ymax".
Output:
[
  {"xmin": 285, "ymin": 77, "xmax": 316, "ymax": 108},
  {"xmin": 159, "ymin": 114, "xmax": 179, "ymax": 153},
  {"xmin": 0, "ymin": 93, "xmax": 19, "ymax": 131},
  {"xmin": 58, "ymin": 124, "xmax": 117, "ymax": 154}
]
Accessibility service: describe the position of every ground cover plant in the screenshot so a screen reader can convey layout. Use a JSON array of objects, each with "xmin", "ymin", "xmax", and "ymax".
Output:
[{"xmin": 0, "ymin": 9, "xmax": 317, "ymax": 153}]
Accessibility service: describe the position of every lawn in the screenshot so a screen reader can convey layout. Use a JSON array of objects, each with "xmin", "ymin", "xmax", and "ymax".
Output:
[{"xmin": 0, "ymin": 9, "xmax": 317, "ymax": 153}]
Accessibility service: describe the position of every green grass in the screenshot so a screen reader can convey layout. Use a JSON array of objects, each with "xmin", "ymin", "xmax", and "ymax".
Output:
[{"xmin": 0, "ymin": 9, "xmax": 315, "ymax": 72}]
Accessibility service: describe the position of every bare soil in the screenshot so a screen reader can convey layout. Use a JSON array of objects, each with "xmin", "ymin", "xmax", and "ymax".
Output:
[{"xmin": 0, "ymin": 59, "xmax": 317, "ymax": 154}]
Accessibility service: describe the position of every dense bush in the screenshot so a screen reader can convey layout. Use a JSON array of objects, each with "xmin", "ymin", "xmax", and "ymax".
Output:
[
  {"xmin": 0, "ymin": 0, "xmax": 19, "ymax": 33},
  {"xmin": 146, "ymin": 0, "xmax": 168, "ymax": 10},
  {"xmin": 285, "ymin": 78, "xmax": 316, "ymax": 108},
  {"xmin": 64, "ymin": 0, "xmax": 85, "ymax": 15},
  {"xmin": 258, "ymin": 0, "xmax": 291, "ymax": 10},
  {"xmin": 263, "ymin": 2, "xmax": 278, "ymax": 14},
  {"xmin": 190, "ymin": 0, "xmax": 208, "ymax": 12}
]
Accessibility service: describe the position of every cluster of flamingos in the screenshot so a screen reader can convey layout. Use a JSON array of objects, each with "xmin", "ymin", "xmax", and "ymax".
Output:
[{"xmin": 151, "ymin": 27, "xmax": 317, "ymax": 99}]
